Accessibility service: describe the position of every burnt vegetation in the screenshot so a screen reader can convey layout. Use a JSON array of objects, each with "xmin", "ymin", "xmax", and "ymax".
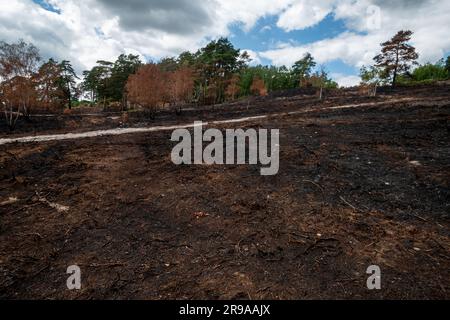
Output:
[
  {"xmin": 2, "ymin": 30, "xmax": 448, "ymax": 133},
  {"xmin": 0, "ymin": 30, "xmax": 449, "ymax": 300}
]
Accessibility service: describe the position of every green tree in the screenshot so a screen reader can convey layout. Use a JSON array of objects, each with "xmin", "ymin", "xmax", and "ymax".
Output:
[
  {"xmin": 310, "ymin": 66, "xmax": 338, "ymax": 92},
  {"xmin": 292, "ymin": 52, "xmax": 316, "ymax": 87},
  {"xmin": 81, "ymin": 69, "xmax": 98, "ymax": 103},
  {"xmin": 59, "ymin": 60, "xmax": 79, "ymax": 109},
  {"xmin": 412, "ymin": 60, "xmax": 448, "ymax": 82},
  {"xmin": 198, "ymin": 37, "xmax": 241, "ymax": 77},
  {"xmin": 360, "ymin": 65, "xmax": 385, "ymax": 85},
  {"xmin": 359, "ymin": 65, "xmax": 385, "ymax": 96},
  {"xmin": 178, "ymin": 51, "xmax": 197, "ymax": 67},
  {"xmin": 110, "ymin": 54, "xmax": 142, "ymax": 102},
  {"xmin": 239, "ymin": 65, "xmax": 298, "ymax": 95},
  {"xmin": 158, "ymin": 57, "xmax": 178, "ymax": 72},
  {"xmin": 82, "ymin": 60, "xmax": 113, "ymax": 103},
  {"xmin": 196, "ymin": 37, "xmax": 249, "ymax": 103},
  {"xmin": 82, "ymin": 55, "xmax": 141, "ymax": 105},
  {"xmin": 445, "ymin": 56, "xmax": 450, "ymax": 76}
]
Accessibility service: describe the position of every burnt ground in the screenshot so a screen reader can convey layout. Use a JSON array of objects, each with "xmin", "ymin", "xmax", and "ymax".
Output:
[{"xmin": 0, "ymin": 85, "xmax": 449, "ymax": 299}]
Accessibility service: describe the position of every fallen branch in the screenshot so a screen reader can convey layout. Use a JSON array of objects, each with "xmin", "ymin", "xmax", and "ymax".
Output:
[
  {"xmin": 339, "ymin": 196, "xmax": 362, "ymax": 212},
  {"xmin": 303, "ymin": 180, "xmax": 324, "ymax": 193},
  {"xmin": 35, "ymin": 191, "xmax": 69, "ymax": 213},
  {"xmin": 408, "ymin": 212, "xmax": 428, "ymax": 222}
]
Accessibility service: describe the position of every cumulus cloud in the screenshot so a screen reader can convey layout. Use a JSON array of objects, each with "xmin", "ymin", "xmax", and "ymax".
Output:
[
  {"xmin": 332, "ymin": 74, "xmax": 361, "ymax": 87},
  {"xmin": 0, "ymin": 0, "xmax": 449, "ymax": 84},
  {"xmin": 242, "ymin": 49, "xmax": 262, "ymax": 65},
  {"xmin": 0, "ymin": 0, "xmax": 293, "ymax": 73},
  {"xmin": 265, "ymin": 0, "xmax": 450, "ymax": 68},
  {"xmin": 96, "ymin": 0, "xmax": 214, "ymax": 35},
  {"xmin": 277, "ymin": 0, "xmax": 333, "ymax": 31},
  {"xmin": 260, "ymin": 32, "xmax": 387, "ymax": 68}
]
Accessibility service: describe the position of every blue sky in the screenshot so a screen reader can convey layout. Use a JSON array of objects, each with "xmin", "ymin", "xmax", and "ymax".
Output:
[
  {"xmin": 32, "ymin": 0, "xmax": 59, "ymax": 13},
  {"xmin": 230, "ymin": 14, "xmax": 348, "ymax": 55},
  {"xmin": 229, "ymin": 13, "xmax": 358, "ymax": 76},
  {"xmin": 15, "ymin": 1, "xmax": 450, "ymax": 86},
  {"xmin": 32, "ymin": 0, "xmax": 358, "ymax": 78}
]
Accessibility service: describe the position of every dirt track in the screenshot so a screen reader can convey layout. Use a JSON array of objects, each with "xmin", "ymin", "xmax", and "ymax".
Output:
[
  {"xmin": 0, "ymin": 97, "xmax": 439, "ymax": 145},
  {"xmin": 0, "ymin": 85, "xmax": 449, "ymax": 299}
]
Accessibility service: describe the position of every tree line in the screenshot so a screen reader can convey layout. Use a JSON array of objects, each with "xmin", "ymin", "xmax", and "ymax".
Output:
[
  {"xmin": 0, "ymin": 40, "xmax": 79, "ymax": 130},
  {"xmin": 82, "ymin": 37, "xmax": 337, "ymax": 111},
  {"xmin": 2, "ymin": 31, "xmax": 449, "ymax": 130},
  {"xmin": 0, "ymin": 37, "xmax": 335, "ymax": 130}
]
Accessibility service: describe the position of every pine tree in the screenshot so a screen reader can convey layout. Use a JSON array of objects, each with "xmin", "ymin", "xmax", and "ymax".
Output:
[
  {"xmin": 374, "ymin": 30, "xmax": 419, "ymax": 86},
  {"xmin": 292, "ymin": 52, "xmax": 316, "ymax": 87},
  {"xmin": 59, "ymin": 60, "xmax": 79, "ymax": 109},
  {"xmin": 445, "ymin": 56, "xmax": 450, "ymax": 77}
]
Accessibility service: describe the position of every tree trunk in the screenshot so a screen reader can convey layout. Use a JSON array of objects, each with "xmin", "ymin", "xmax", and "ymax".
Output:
[
  {"xmin": 121, "ymin": 93, "xmax": 127, "ymax": 112},
  {"xmin": 67, "ymin": 83, "xmax": 72, "ymax": 110},
  {"xmin": 5, "ymin": 105, "xmax": 20, "ymax": 132},
  {"xmin": 392, "ymin": 47, "xmax": 400, "ymax": 87}
]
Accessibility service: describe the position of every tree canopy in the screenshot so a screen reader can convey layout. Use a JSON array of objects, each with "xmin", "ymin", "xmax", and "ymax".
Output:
[
  {"xmin": 292, "ymin": 53, "xmax": 317, "ymax": 86},
  {"xmin": 374, "ymin": 30, "xmax": 419, "ymax": 86},
  {"xmin": 82, "ymin": 54, "xmax": 141, "ymax": 105}
]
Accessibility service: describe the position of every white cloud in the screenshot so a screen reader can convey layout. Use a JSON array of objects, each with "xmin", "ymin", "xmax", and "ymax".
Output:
[
  {"xmin": 0, "ymin": 0, "xmax": 296, "ymax": 73},
  {"xmin": 260, "ymin": 32, "xmax": 386, "ymax": 67},
  {"xmin": 0, "ymin": 0, "xmax": 449, "ymax": 84},
  {"xmin": 242, "ymin": 49, "xmax": 262, "ymax": 65},
  {"xmin": 215, "ymin": 0, "xmax": 293, "ymax": 33},
  {"xmin": 277, "ymin": 0, "xmax": 333, "ymax": 31},
  {"xmin": 262, "ymin": 0, "xmax": 450, "ymax": 68},
  {"xmin": 332, "ymin": 74, "xmax": 361, "ymax": 87}
]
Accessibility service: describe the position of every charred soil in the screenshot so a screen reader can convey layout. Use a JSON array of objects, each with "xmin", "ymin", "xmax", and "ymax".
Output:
[{"xmin": 0, "ymin": 85, "xmax": 449, "ymax": 299}]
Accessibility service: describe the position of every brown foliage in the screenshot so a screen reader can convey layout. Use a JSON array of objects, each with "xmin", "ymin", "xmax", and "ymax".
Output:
[
  {"xmin": 34, "ymin": 60, "xmax": 64, "ymax": 111},
  {"xmin": 1, "ymin": 77, "xmax": 33, "ymax": 130},
  {"xmin": 63, "ymin": 108, "xmax": 73, "ymax": 115},
  {"xmin": 250, "ymin": 76, "xmax": 267, "ymax": 97},
  {"xmin": 121, "ymin": 112, "xmax": 129, "ymax": 123},
  {"xmin": 167, "ymin": 67, "xmax": 195, "ymax": 106},
  {"xmin": 374, "ymin": 30, "xmax": 419, "ymax": 86},
  {"xmin": 225, "ymin": 74, "xmax": 240, "ymax": 100},
  {"xmin": 126, "ymin": 64, "xmax": 195, "ymax": 116},
  {"xmin": 126, "ymin": 64, "xmax": 167, "ymax": 115},
  {"xmin": 203, "ymin": 83, "xmax": 218, "ymax": 106},
  {"xmin": 358, "ymin": 84, "xmax": 377, "ymax": 97},
  {"xmin": 0, "ymin": 40, "xmax": 41, "ymax": 129},
  {"xmin": 1, "ymin": 76, "xmax": 37, "ymax": 121}
]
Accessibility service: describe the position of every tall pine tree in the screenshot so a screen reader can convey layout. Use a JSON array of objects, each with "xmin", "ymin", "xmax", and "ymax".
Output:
[{"xmin": 374, "ymin": 30, "xmax": 419, "ymax": 86}]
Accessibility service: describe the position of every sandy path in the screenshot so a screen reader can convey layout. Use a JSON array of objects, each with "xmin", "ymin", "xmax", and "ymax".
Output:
[{"xmin": 0, "ymin": 98, "xmax": 441, "ymax": 146}]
